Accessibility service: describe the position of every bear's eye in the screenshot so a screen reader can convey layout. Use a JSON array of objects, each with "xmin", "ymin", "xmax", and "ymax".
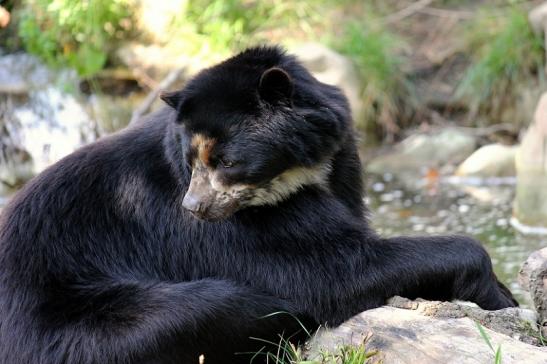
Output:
[{"xmin": 219, "ymin": 157, "xmax": 235, "ymax": 168}]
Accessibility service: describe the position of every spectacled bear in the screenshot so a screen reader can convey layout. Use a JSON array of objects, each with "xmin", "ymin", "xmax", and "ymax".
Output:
[{"xmin": 0, "ymin": 46, "xmax": 517, "ymax": 364}]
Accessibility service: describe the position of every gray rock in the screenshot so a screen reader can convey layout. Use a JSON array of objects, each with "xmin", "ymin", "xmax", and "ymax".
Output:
[
  {"xmin": 529, "ymin": 2, "xmax": 547, "ymax": 34},
  {"xmin": 0, "ymin": 85, "xmax": 96, "ymax": 179},
  {"xmin": 291, "ymin": 43, "xmax": 364, "ymax": 127},
  {"xmin": 0, "ymin": 146, "xmax": 33, "ymax": 189},
  {"xmin": 519, "ymin": 248, "xmax": 547, "ymax": 336},
  {"xmin": 514, "ymin": 92, "xmax": 547, "ymax": 228},
  {"xmin": 0, "ymin": 53, "xmax": 53, "ymax": 94},
  {"xmin": 307, "ymin": 298, "xmax": 547, "ymax": 364},
  {"xmin": 456, "ymin": 143, "xmax": 517, "ymax": 178},
  {"xmin": 367, "ymin": 128, "xmax": 476, "ymax": 177}
]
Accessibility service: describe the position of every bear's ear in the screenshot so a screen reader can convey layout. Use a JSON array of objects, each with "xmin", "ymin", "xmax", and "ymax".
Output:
[
  {"xmin": 259, "ymin": 67, "xmax": 293, "ymax": 105},
  {"xmin": 160, "ymin": 90, "xmax": 184, "ymax": 110}
]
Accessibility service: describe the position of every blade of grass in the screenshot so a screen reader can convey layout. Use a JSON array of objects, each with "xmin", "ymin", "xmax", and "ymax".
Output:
[
  {"xmin": 475, "ymin": 321, "xmax": 495, "ymax": 352},
  {"xmin": 494, "ymin": 345, "xmax": 502, "ymax": 364}
]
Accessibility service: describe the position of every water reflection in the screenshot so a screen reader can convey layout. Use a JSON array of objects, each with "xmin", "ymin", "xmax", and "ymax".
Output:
[{"xmin": 366, "ymin": 174, "xmax": 546, "ymax": 308}]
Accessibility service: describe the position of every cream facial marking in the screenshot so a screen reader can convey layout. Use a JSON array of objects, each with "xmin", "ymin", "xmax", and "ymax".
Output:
[
  {"xmin": 188, "ymin": 157, "xmax": 332, "ymax": 209},
  {"xmin": 184, "ymin": 134, "xmax": 333, "ymax": 218},
  {"xmin": 247, "ymin": 163, "xmax": 332, "ymax": 207}
]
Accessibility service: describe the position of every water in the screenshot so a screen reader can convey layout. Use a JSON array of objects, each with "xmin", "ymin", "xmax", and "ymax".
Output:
[{"xmin": 365, "ymin": 173, "xmax": 546, "ymax": 308}]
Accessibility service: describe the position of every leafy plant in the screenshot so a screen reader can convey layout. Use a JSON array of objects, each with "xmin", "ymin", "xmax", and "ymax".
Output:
[
  {"xmin": 18, "ymin": 0, "xmax": 133, "ymax": 76},
  {"xmin": 165, "ymin": 0, "xmax": 326, "ymax": 60},
  {"xmin": 334, "ymin": 21, "xmax": 414, "ymax": 139},
  {"xmin": 457, "ymin": 6, "xmax": 545, "ymax": 126}
]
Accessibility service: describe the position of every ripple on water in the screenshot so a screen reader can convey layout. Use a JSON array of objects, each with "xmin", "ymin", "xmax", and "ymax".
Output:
[{"xmin": 366, "ymin": 174, "xmax": 546, "ymax": 308}]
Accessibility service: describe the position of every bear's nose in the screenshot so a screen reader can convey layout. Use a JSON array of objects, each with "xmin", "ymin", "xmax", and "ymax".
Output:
[{"xmin": 182, "ymin": 193, "xmax": 205, "ymax": 214}]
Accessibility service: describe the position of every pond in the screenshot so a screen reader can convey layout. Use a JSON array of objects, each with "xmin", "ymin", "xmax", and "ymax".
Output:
[{"xmin": 365, "ymin": 173, "xmax": 545, "ymax": 308}]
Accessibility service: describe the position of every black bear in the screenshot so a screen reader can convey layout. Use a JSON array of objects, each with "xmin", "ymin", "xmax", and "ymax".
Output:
[{"xmin": 0, "ymin": 46, "xmax": 516, "ymax": 364}]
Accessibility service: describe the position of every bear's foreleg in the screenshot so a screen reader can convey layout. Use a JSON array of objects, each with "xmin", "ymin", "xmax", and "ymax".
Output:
[{"xmin": 372, "ymin": 235, "xmax": 518, "ymax": 309}]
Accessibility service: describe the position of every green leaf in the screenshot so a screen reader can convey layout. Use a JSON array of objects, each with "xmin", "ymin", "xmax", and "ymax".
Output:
[
  {"xmin": 476, "ymin": 321, "xmax": 495, "ymax": 352},
  {"xmin": 494, "ymin": 345, "xmax": 502, "ymax": 364}
]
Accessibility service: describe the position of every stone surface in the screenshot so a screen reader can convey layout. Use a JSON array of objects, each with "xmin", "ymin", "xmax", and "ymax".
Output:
[
  {"xmin": 529, "ymin": 2, "xmax": 547, "ymax": 34},
  {"xmin": 307, "ymin": 298, "xmax": 547, "ymax": 364},
  {"xmin": 116, "ymin": 43, "xmax": 196, "ymax": 84},
  {"xmin": 0, "ymin": 54, "xmax": 87, "ymax": 191},
  {"xmin": 367, "ymin": 128, "xmax": 476, "ymax": 177},
  {"xmin": 291, "ymin": 43, "xmax": 364, "ymax": 127},
  {"xmin": 514, "ymin": 92, "xmax": 547, "ymax": 227},
  {"xmin": 0, "ymin": 54, "xmax": 53, "ymax": 94},
  {"xmin": 11, "ymin": 87, "xmax": 96, "ymax": 174},
  {"xmin": 456, "ymin": 143, "xmax": 517, "ymax": 178},
  {"xmin": 519, "ymin": 248, "xmax": 547, "ymax": 335},
  {"xmin": 1, "ymin": 60, "xmax": 96, "ymax": 186}
]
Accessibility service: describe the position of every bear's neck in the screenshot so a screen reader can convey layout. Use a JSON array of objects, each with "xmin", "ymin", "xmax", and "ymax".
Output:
[{"xmin": 326, "ymin": 131, "xmax": 366, "ymax": 218}]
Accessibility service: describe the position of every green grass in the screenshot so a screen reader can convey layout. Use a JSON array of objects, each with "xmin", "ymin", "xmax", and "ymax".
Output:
[
  {"xmin": 333, "ymin": 20, "xmax": 413, "ymax": 138},
  {"xmin": 316, "ymin": 340, "xmax": 379, "ymax": 364},
  {"xmin": 476, "ymin": 321, "xmax": 502, "ymax": 364},
  {"xmin": 457, "ymin": 6, "xmax": 545, "ymax": 125},
  {"xmin": 18, "ymin": 0, "xmax": 133, "ymax": 77},
  {"xmin": 521, "ymin": 320, "xmax": 547, "ymax": 346},
  {"xmin": 245, "ymin": 312, "xmax": 379, "ymax": 364},
  {"xmin": 251, "ymin": 336, "xmax": 379, "ymax": 364}
]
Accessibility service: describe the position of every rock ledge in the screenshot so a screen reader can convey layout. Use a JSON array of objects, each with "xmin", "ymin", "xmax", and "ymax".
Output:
[{"xmin": 306, "ymin": 297, "xmax": 546, "ymax": 364}]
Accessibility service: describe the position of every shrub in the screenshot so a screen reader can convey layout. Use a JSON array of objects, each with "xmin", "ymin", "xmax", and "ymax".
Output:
[
  {"xmin": 457, "ymin": 7, "xmax": 545, "ymax": 126},
  {"xmin": 18, "ymin": 0, "xmax": 132, "ymax": 77},
  {"xmin": 334, "ymin": 21, "xmax": 414, "ymax": 139}
]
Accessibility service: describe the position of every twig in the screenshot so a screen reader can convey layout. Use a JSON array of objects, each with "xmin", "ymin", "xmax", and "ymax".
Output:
[
  {"xmin": 418, "ymin": 7, "xmax": 474, "ymax": 20},
  {"xmin": 450, "ymin": 123, "xmax": 520, "ymax": 136},
  {"xmin": 383, "ymin": 0, "xmax": 433, "ymax": 24},
  {"xmin": 131, "ymin": 68, "xmax": 159, "ymax": 90},
  {"xmin": 130, "ymin": 68, "xmax": 185, "ymax": 125},
  {"xmin": 422, "ymin": 122, "xmax": 519, "ymax": 137}
]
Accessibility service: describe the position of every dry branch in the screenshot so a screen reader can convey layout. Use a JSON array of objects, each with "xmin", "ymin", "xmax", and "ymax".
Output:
[{"xmin": 130, "ymin": 68, "xmax": 186, "ymax": 125}]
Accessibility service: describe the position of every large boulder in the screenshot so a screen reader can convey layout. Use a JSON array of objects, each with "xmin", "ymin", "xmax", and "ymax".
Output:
[
  {"xmin": 514, "ymin": 92, "xmax": 547, "ymax": 228},
  {"xmin": 367, "ymin": 128, "xmax": 476, "ymax": 178},
  {"xmin": 519, "ymin": 247, "xmax": 547, "ymax": 336},
  {"xmin": 291, "ymin": 43, "xmax": 364, "ymax": 128},
  {"xmin": 307, "ymin": 298, "xmax": 547, "ymax": 364},
  {"xmin": 456, "ymin": 143, "xmax": 517, "ymax": 178}
]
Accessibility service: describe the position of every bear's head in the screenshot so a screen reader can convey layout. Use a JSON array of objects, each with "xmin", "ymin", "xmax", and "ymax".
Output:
[{"xmin": 161, "ymin": 46, "xmax": 351, "ymax": 221}]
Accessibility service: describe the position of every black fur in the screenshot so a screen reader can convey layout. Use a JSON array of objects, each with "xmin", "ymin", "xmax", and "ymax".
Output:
[{"xmin": 0, "ymin": 47, "xmax": 517, "ymax": 364}]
